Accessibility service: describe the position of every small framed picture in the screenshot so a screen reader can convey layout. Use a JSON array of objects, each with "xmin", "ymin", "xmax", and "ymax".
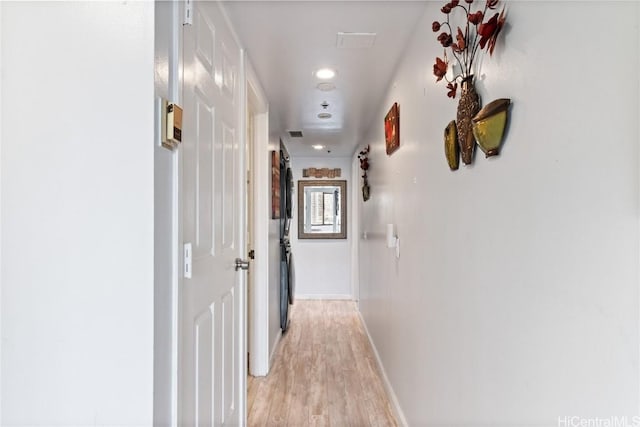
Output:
[{"xmin": 385, "ymin": 102, "xmax": 400, "ymax": 156}]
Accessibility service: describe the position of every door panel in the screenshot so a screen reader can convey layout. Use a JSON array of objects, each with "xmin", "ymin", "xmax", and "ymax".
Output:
[
  {"xmin": 221, "ymin": 43, "xmax": 236, "ymax": 98},
  {"xmin": 180, "ymin": 1, "xmax": 243, "ymax": 425},
  {"xmin": 194, "ymin": 307, "xmax": 214, "ymax": 425},
  {"xmin": 222, "ymin": 123, "xmax": 236, "ymax": 249},
  {"xmin": 195, "ymin": 92, "xmax": 214, "ymax": 255},
  {"xmin": 195, "ymin": 12, "xmax": 215, "ymax": 73},
  {"xmin": 221, "ymin": 289, "xmax": 235, "ymax": 423}
]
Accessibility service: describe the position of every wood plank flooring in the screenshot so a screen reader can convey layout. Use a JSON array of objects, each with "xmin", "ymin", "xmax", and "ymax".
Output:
[{"xmin": 248, "ymin": 300, "xmax": 399, "ymax": 427}]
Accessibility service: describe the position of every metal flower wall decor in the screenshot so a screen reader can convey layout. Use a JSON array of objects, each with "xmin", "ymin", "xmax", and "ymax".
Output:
[
  {"xmin": 433, "ymin": 0, "xmax": 505, "ymax": 96},
  {"xmin": 358, "ymin": 145, "xmax": 370, "ymax": 202},
  {"xmin": 432, "ymin": 0, "xmax": 511, "ymax": 169}
]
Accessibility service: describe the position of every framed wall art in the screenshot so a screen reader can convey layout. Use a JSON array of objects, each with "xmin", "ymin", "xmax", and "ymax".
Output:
[
  {"xmin": 385, "ymin": 102, "xmax": 400, "ymax": 155},
  {"xmin": 271, "ymin": 150, "xmax": 281, "ymax": 219}
]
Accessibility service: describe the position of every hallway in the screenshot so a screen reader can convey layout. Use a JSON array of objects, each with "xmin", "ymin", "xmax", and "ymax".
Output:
[
  {"xmin": 3, "ymin": 2, "xmax": 639, "ymax": 425},
  {"xmin": 248, "ymin": 301, "xmax": 398, "ymax": 426}
]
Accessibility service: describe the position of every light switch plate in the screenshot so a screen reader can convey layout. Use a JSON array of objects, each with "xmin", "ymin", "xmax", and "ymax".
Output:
[{"xmin": 184, "ymin": 243, "xmax": 192, "ymax": 279}]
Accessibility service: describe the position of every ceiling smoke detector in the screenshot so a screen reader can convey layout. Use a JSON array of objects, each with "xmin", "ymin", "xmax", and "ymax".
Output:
[
  {"xmin": 317, "ymin": 113, "xmax": 332, "ymax": 119},
  {"xmin": 317, "ymin": 82, "xmax": 336, "ymax": 92},
  {"xmin": 288, "ymin": 130, "xmax": 304, "ymax": 138}
]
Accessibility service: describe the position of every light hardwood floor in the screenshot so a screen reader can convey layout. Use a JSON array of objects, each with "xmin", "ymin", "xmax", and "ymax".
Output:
[{"xmin": 247, "ymin": 300, "xmax": 399, "ymax": 427}]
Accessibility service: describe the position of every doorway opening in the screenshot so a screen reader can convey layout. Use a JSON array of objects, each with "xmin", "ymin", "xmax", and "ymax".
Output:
[{"xmin": 246, "ymin": 71, "xmax": 271, "ymax": 377}]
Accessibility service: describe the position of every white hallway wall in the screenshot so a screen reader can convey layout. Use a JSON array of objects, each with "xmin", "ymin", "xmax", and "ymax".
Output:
[
  {"xmin": 1, "ymin": 2, "xmax": 154, "ymax": 425},
  {"xmin": 359, "ymin": 2, "xmax": 640, "ymax": 425},
  {"xmin": 291, "ymin": 156, "xmax": 352, "ymax": 299}
]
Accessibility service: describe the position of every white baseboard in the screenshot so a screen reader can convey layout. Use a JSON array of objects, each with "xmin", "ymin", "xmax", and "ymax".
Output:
[
  {"xmin": 357, "ymin": 310, "xmax": 408, "ymax": 427},
  {"xmin": 295, "ymin": 294, "xmax": 353, "ymax": 300}
]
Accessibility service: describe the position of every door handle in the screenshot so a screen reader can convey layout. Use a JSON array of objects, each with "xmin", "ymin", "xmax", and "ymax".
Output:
[{"xmin": 235, "ymin": 258, "xmax": 250, "ymax": 271}]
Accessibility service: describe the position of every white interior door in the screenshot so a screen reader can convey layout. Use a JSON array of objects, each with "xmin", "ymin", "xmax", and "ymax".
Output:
[{"xmin": 180, "ymin": 1, "xmax": 244, "ymax": 425}]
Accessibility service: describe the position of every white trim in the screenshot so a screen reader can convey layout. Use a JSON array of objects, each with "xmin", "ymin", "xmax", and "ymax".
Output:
[
  {"xmin": 0, "ymin": 3, "xmax": 4, "ymax": 421},
  {"xmin": 637, "ymin": 0, "xmax": 640, "ymax": 416},
  {"xmin": 246, "ymin": 58, "xmax": 268, "ymax": 112},
  {"xmin": 245, "ymin": 55, "xmax": 271, "ymax": 377},
  {"xmin": 174, "ymin": 0, "xmax": 186, "ymax": 422},
  {"xmin": 268, "ymin": 329, "xmax": 282, "ymax": 372},
  {"xmin": 170, "ymin": 151, "xmax": 180, "ymax": 427},
  {"xmin": 237, "ymin": 43, "xmax": 249, "ymax": 427},
  {"xmin": 170, "ymin": 2, "xmax": 182, "ymax": 426},
  {"xmin": 357, "ymin": 310, "xmax": 408, "ymax": 427},
  {"xmin": 295, "ymin": 294, "xmax": 353, "ymax": 301}
]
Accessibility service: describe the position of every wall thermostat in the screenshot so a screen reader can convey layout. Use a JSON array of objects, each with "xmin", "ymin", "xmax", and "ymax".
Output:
[
  {"xmin": 158, "ymin": 98, "xmax": 183, "ymax": 150},
  {"xmin": 166, "ymin": 102, "xmax": 183, "ymax": 145}
]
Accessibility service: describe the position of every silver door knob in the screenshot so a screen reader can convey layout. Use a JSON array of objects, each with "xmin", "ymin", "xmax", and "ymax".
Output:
[{"xmin": 235, "ymin": 258, "xmax": 250, "ymax": 271}]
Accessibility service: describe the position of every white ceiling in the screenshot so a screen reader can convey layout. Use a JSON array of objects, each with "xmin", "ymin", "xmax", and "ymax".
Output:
[{"xmin": 224, "ymin": 1, "xmax": 427, "ymax": 158}]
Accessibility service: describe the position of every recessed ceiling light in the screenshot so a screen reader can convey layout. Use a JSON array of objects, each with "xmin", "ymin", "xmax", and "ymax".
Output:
[
  {"xmin": 315, "ymin": 68, "xmax": 336, "ymax": 80},
  {"xmin": 312, "ymin": 144, "xmax": 324, "ymax": 150},
  {"xmin": 317, "ymin": 82, "xmax": 336, "ymax": 92},
  {"xmin": 317, "ymin": 113, "xmax": 332, "ymax": 119}
]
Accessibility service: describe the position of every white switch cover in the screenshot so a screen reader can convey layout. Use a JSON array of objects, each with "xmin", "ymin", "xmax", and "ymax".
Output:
[{"xmin": 184, "ymin": 243, "xmax": 192, "ymax": 279}]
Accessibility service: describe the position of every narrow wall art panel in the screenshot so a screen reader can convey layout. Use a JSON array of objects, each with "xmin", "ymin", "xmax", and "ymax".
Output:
[{"xmin": 271, "ymin": 150, "xmax": 281, "ymax": 219}]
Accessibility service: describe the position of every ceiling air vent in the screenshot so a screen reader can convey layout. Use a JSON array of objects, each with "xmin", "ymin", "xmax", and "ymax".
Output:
[
  {"xmin": 336, "ymin": 32, "xmax": 377, "ymax": 49},
  {"xmin": 288, "ymin": 130, "xmax": 304, "ymax": 138}
]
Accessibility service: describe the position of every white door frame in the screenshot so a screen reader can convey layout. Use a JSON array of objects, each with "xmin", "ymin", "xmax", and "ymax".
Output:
[
  {"xmin": 170, "ymin": 2, "xmax": 182, "ymax": 424},
  {"xmin": 245, "ymin": 61, "xmax": 271, "ymax": 377},
  {"xmin": 0, "ymin": 5, "xmax": 4, "ymax": 423},
  {"xmin": 159, "ymin": 2, "xmax": 182, "ymax": 425},
  {"xmin": 237, "ymin": 45, "xmax": 249, "ymax": 427}
]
